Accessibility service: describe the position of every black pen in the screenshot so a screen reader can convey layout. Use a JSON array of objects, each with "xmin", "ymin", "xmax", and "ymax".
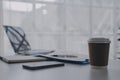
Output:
[{"xmin": 52, "ymin": 55, "xmax": 78, "ymax": 58}]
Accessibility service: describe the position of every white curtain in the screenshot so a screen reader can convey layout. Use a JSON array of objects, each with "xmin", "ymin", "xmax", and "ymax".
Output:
[{"xmin": 2, "ymin": 0, "xmax": 117, "ymax": 58}]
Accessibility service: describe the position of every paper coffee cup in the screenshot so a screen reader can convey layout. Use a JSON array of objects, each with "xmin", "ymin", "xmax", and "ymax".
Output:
[
  {"xmin": 88, "ymin": 38, "xmax": 111, "ymax": 68},
  {"xmin": 88, "ymin": 38, "xmax": 111, "ymax": 43}
]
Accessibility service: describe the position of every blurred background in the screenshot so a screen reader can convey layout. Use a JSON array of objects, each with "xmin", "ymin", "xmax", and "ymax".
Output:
[{"xmin": 0, "ymin": 0, "xmax": 120, "ymax": 59}]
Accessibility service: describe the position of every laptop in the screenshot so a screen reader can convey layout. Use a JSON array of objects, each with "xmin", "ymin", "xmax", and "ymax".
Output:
[
  {"xmin": 17, "ymin": 50, "xmax": 55, "ymax": 56},
  {"xmin": 4, "ymin": 25, "xmax": 55, "ymax": 56}
]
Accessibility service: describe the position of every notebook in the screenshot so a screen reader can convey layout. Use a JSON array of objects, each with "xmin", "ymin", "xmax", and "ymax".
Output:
[{"xmin": 0, "ymin": 55, "xmax": 47, "ymax": 63}]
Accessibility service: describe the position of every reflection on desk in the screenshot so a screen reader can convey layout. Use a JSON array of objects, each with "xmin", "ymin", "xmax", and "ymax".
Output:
[
  {"xmin": 0, "ymin": 60, "xmax": 120, "ymax": 80},
  {"xmin": 90, "ymin": 68, "xmax": 109, "ymax": 80}
]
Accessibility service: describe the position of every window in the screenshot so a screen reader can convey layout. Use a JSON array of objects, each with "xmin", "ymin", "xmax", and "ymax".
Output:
[
  {"xmin": 4, "ymin": 1, "xmax": 33, "ymax": 12},
  {"xmin": 2, "ymin": 0, "xmax": 115, "ymax": 58}
]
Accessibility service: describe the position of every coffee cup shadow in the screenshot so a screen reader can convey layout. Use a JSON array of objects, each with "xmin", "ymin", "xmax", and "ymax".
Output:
[{"xmin": 89, "ymin": 68, "xmax": 109, "ymax": 80}]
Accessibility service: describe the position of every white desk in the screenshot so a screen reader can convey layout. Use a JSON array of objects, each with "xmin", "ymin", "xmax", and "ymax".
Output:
[{"xmin": 0, "ymin": 60, "xmax": 120, "ymax": 80}]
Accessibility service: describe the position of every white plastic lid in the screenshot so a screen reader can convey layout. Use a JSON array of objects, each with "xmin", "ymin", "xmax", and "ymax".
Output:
[{"xmin": 88, "ymin": 38, "xmax": 111, "ymax": 43}]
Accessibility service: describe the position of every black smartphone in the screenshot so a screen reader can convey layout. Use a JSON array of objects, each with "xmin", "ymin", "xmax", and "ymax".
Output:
[{"xmin": 22, "ymin": 62, "xmax": 64, "ymax": 70}]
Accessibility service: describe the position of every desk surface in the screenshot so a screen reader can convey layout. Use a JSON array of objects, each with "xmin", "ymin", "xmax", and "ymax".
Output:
[{"xmin": 0, "ymin": 60, "xmax": 120, "ymax": 80}]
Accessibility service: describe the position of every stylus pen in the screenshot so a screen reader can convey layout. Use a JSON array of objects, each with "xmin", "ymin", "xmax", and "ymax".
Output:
[{"xmin": 23, "ymin": 63, "xmax": 64, "ymax": 70}]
